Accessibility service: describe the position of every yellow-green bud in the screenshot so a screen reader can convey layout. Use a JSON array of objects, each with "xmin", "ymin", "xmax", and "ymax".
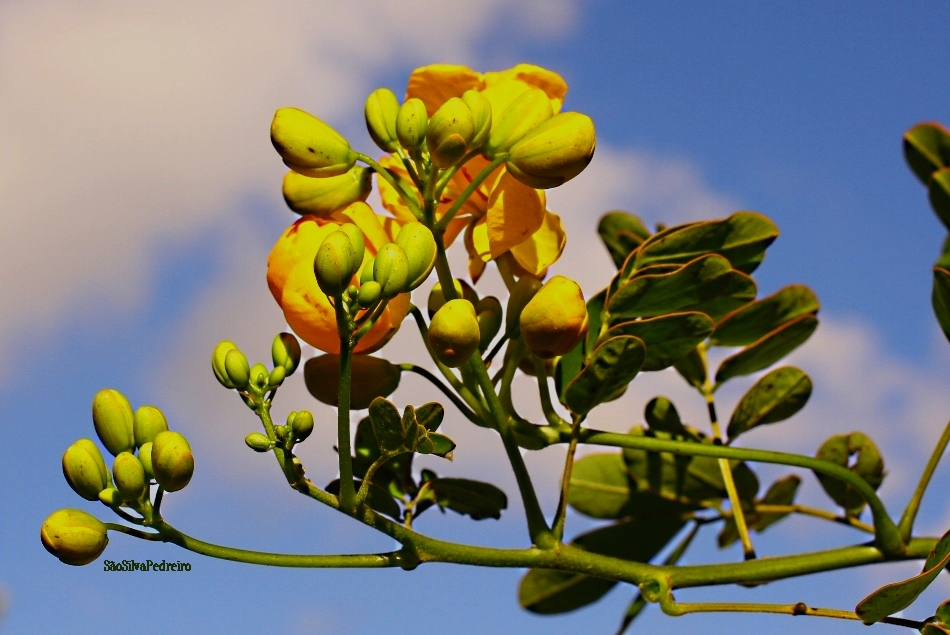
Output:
[
  {"xmin": 62, "ymin": 439, "xmax": 110, "ymax": 501},
  {"xmin": 315, "ymin": 230, "xmax": 359, "ymax": 297},
  {"xmin": 520, "ymin": 275, "xmax": 589, "ymax": 358},
  {"xmin": 290, "ymin": 410, "xmax": 315, "ymax": 442},
  {"xmin": 462, "ymin": 90, "xmax": 492, "ymax": 150},
  {"xmin": 268, "ymin": 365, "xmax": 286, "ymax": 388},
  {"xmin": 396, "ymin": 98, "xmax": 428, "ymax": 151},
  {"xmin": 271, "ymin": 332, "xmax": 301, "ymax": 375},
  {"xmin": 360, "ymin": 256, "xmax": 376, "ymax": 285},
  {"xmin": 138, "ymin": 442, "xmax": 154, "ymax": 480},
  {"xmin": 212, "ymin": 340, "xmax": 239, "ymax": 389},
  {"xmin": 505, "ymin": 276, "xmax": 543, "ymax": 337},
  {"xmin": 249, "ymin": 363, "xmax": 269, "ymax": 390},
  {"xmin": 486, "ymin": 89, "xmax": 553, "ymax": 157},
  {"xmin": 92, "ymin": 388, "xmax": 135, "ymax": 456},
  {"xmin": 506, "ymin": 112, "xmax": 596, "ymax": 189},
  {"xmin": 41, "ymin": 509, "xmax": 109, "ymax": 566},
  {"xmin": 365, "ymin": 87, "xmax": 401, "ymax": 152},
  {"xmin": 428, "ymin": 299, "xmax": 481, "ymax": 367},
  {"xmin": 151, "ymin": 431, "xmax": 194, "ymax": 492},
  {"xmin": 475, "ymin": 296, "xmax": 503, "ymax": 351},
  {"xmin": 133, "ymin": 405, "xmax": 168, "ymax": 448},
  {"xmin": 337, "ymin": 224, "xmax": 366, "ymax": 271},
  {"xmin": 282, "ymin": 167, "xmax": 372, "ymax": 216},
  {"xmin": 245, "ymin": 432, "xmax": 273, "ymax": 452},
  {"xmin": 373, "ymin": 242, "xmax": 410, "ymax": 298},
  {"xmin": 358, "ymin": 281, "xmax": 382, "ymax": 307},
  {"xmin": 270, "ymin": 107, "xmax": 356, "ymax": 177},
  {"xmin": 304, "ymin": 354, "xmax": 401, "ymax": 410},
  {"xmin": 395, "ymin": 222, "xmax": 437, "ymax": 289},
  {"xmin": 112, "ymin": 452, "xmax": 147, "ymax": 501},
  {"xmin": 98, "ymin": 487, "xmax": 123, "ymax": 507},
  {"xmin": 427, "ymin": 97, "xmax": 476, "ymax": 169},
  {"xmin": 427, "ymin": 279, "xmax": 478, "ymax": 318},
  {"xmin": 224, "ymin": 349, "xmax": 250, "ymax": 390}
]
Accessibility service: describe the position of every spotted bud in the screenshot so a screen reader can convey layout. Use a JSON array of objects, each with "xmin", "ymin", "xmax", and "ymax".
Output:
[
  {"xmin": 151, "ymin": 431, "xmax": 194, "ymax": 492},
  {"xmin": 138, "ymin": 442, "xmax": 154, "ymax": 480},
  {"xmin": 427, "ymin": 97, "xmax": 476, "ymax": 169},
  {"xmin": 358, "ymin": 281, "xmax": 382, "ymax": 307},
  {"xmin": 315, "ymin": 230, "xmax": 359, "ymax": 297},
  {"xmin": 112, "ymin": 452, "xmax": 147, "ymax": 501},
  {"xmin": 92, "ymin": 389, "xmax": 135, "ymax": 456},
  {"xmin": 212, "ymin": 340, "xmax": 239, "ymax": 389},
  {"xmin": 475, "ymin": 296, "xmax": 503, "ymax": 351},
  {"xmin": 133, "ymin": 405, "xmax": 168, "ymax": 448},
  {"xmin": 245, "ymin": 432, "xmax": 273, "ymax": 453},
  {"xmin": 290, "ymin": 410, "xmax": 315, "ymax": 442},
  {"xmin": 41, "ymin": 509, "xmax": 109, "ymax": 566},
  {"xmin": 486, "ymin": 89, "xmax": 553, "ymax": 157},
  {"xmin": 462, "ymin": 90, "xmax": 492, "ymax": 150},
  {"xmin": 282, "ymin": 167, "xmax": 372, "ymax": 216},
  {"xmin": 373, "ymin": 242, "xmax": 410, "ymax": 298},
  {"xmin": 271, "ymin": 332, "xmax": 302, "ymax": 375},
  {"xmin": 396, "ymin": 98, "xmax": 428, "ymax": 151},
  {"xmin": 395, "ymin": 222, "xmax": 437, "ymax": 289},
  {"xmin": 428, "ymin": 299, "xmax": 481, "ymax": 367},
  {"xmin": 520, "ymin": 275, "xmax": 588, "ymax": 358},
  {"xmin": 505, "ymin": 276, "xmax": 543, "ymax": 337},
  {"xmin": 506, "ymin": 112, "xmax": 596, "ymax": 188},
  {"xmin": 224, "ymin": 349, "xmax": 250, "ymax": 390},
  {"xmin": 270, "ymin": 107, "xmax": 356, "ymax": 178},
  {"xmin": 365, "ymin": 87, "xmax": 401, "ymax": 152},
  {"xmin": 427, "ymin": 279, "xmax": 478, "ymax": 318},
  {"xmin": 304, "ymin": 355, "xmax": 401, "ymax": 410},
  {"xmin": 62, "ymin": 439, "xmax": 110, "ymax": 501}
]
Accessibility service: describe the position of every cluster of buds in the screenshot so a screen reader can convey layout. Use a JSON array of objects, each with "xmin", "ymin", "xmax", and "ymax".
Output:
[
  {"xmin": 425, "ymin": 280, "xmax": 504, "ymax": 368},
  {"xmin": 212, "ymin": 332, "xmax": 302, "ymax": 399}
]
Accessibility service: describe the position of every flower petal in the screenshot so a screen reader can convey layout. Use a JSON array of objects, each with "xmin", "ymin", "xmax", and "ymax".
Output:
[
  {"xmin": 406, "ymin": 64, "xmax": 482, "ymax": 116},
  {"xmin": 509, "ymin": 210, "xmax": 567, "ymax": 276},
  {"xmin": 330, "ymin": 201, "xmax": 391, "ymax": 253},
  {"xmin": 482, "ymin": 64, "xmax": 567, "ymax": 113},
  {"xmin": 485, "ymin": 170, "xmax": 545, "ymax": 257}
]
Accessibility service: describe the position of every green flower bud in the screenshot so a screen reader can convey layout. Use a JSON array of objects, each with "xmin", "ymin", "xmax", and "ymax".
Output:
[
  {"xmin": 249, "ymin": 363, "xmax": 269, "ymax": 390},
  {"xmin": 520, "ymin": 275, "xmax": 589, "ymax": 358},
  {"xmin": 428, "ymin": 299, "xmax": 481, "ymax": 367},
  {"xmin": 365, "ymin": 88, "xmax": 401, "ymax": 152},
  {"xmin": 282, "ymin": 166, "xmax": 372, "ymax": 216},
  {"xmin": 267, "ymin": 365, "xmax": 286, "ymax": 389},
  {"xmin": 245, "ymin": 432, "xmax": 273, "ymax": 452},
  {"xmin": 212, "ymin": 340, "xmax": 239, "ymax": 389},
  {"xmin": 112, "ymin": 451, "xmax": 147, "ymax": 501},
  {"xmin": 396, "ymin": 98, "xmax": 428, "ymax": 151},
  {"xmin": 462, "ymin": 90, "xmax": 492, "ymax": 150},
  {"xmin": 151, "ymin": 431, "xmax": 195, "ymax": 492},
  {"xmin": 138, "ymin": 442, "xmax": 154, "ymax": 480},
  {"xmin": 426, "ymin": 97, "xmax": 476, "ymax": 169},
  {"xmin": 475, "ymin": 296, "xmax": 503, "ymax": 351},
  {"xmin": 304, "ymin": 354, "xmax": 401, "ymax": 410},
  {"xmin": 373, "ymin": 242, "xmax": 410, "ymax": 298},
  {"xmin": 271, "ymin": 332, "xmax": 302, "ymax": 375},
  {"xmin": 41, "ymin": 509, "xmax": 109, "ymax": 566},
  {"xmin": 314, "ymin": 230, "xmax": 358, "ymax": 297},
  {"xmin": 224, "ymin": 349, "xmax": 250, "ymax": 390},
  {"xmin": 62, "ymin": 439, "xmax": 110, "ymax": 501},
  {"xmin": 486, "ymin": 89, "xmax": 553, "ymax": 157},
  {"xmin": 92, "ymin": 388, "xmax": 135, "ymax": 456},
  {"xmin": 395, "ymin": 222, "xmax": 437, "ymax": 289},
  {"xmin": 133, "ymin": 405, "xmax": 168, "ymax": 448},
  {"xmin": 290, "ymin": 410, "xmax": 315, "ymax": 442},
  {"xmin": 358, "ymin": 281, "xmax": 382, "ymax": 307},
  {"xmin": 360, "ymin": 256, "xmax": 376, "ymax": 285},
  {"xmin": 505, "ymin": 276, "xmax": 543, "ymax": 337},
  {"xmin": 337, "ymin": 224, "xmax": 366, "ymax": 272},
  {"xmin": 270, "ymin": 107, "xmax": 356, "ymax": 178},
  {"xmin": 506, "ymin": 112, "xmax": 596, "ymax": 188},
  {"xmin": 98, "ymin": 487, "xmax": 123, "ymax": 507},
  {"xmin": 427, "ymin": 279, "xmax": 478, "ymax": 318}
]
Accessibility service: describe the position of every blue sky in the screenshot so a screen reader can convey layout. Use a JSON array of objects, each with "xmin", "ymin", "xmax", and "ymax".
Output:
[{"xmin": 3, "ymin": 1, "xmax": 950, "ymax": 633}]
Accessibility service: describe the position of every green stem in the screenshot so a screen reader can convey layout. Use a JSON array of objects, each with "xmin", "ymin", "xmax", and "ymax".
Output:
[
  {"xmin": 334, "ymin": 298, "xmax": 356, "ymax": 513},
  {"xmin": 354, "ymin": 452, "xmax": 398, "ymax": 508},
  {"xmin": 357, "ymin": 153, "xmax": 424, "ymax": 219},
  {"xmin": 495, "ymin": 252, "xmax": 518, "ymax": 291},
  {"xmin": 898, "ymin": 419, "xmax": 950, "ymax": 542},
  {"xmin": 434, "ymin": 156, "xmax": 506, "ymax": 231},
  {"xmin": 110, "ymin": 506, "xmax": 145, "ymax": 525},
  {"xmin": 552, "ymin": 413, "xmax": 584, "ymax": 541},
  {"xmin": 152, "ymin": 487, "xmax": 165, "ymax": 517},
  {"xmin": 105, "ymin": 523, "xmax": 162, "ymax": 541},
  {"xmin": 399, "ymin": 364, "xmax": 481, "ymax": 425},
  {"xmin": 484, "ymin": 334, "xmax": 508, "ymax": 366},
  {"xmin": 533, "ymin": 356, "xmax": 567, "ymax": 427},
  {"xmin": 752, "ymin": 504, "xmax": 875, "ymax": 534}
]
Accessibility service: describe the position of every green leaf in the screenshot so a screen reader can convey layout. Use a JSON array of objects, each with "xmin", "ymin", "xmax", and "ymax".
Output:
[
  {"xmin": 718, "ymin": 475, "xmax": 801, "ymax": 548},
  {"xmin": 519, "ymin": 515, "xmax": 686, "ymax": 614},
  {"xmin": 327, "ymin": 479, "xmax": 401, "ymax": 519},
  {"xmin": 605, "ymin": 312, "xmax": 714, "ymax": 371},
  {"xmin": 644, "ymin": 397, "xmax": 686, "ymax": 435},
  {"xmin": 814, "ymin": 432, "xmax": 885, "ymax": 517},
  {"xmin": 351, "ymin": 417, "xmax": 417, "ymax": 499},
  {"xmin": 568, "ymin": 453, "xmax": 637, "ymax": 520},
  {"xmin": 424, "ymin": 478, "xmax": 507, "ymax": 520},
  {"xmin": 367, "ymin": 398, "xmax": 406, "ymax": 453},
  {"xmin": 415, "ymin": 432, "xmax": 455, "ymax": 460},
  {"xmin": 598, "ymin": 211, "xmax": 652, "ymax": 269},
  {"xmin": 711, "ymin": 284, "xmax": 820, "ymax": 347},
  {"xmin": 673, "ymin": 346, "xmax": 706, "ymax": 389},
  {"xmin": 555, "ymin": 290, "xmax": 606, "ymax": 404},
  {"xmin": 633, "ymin": 211, "xmax": 779, "ymax": 271},
  {"xmin": 714, "ymin": 315, "xmax": 818, "ymax": 384},
  {"xmin": 727, "ymin": 367, "xmax": 813, "ymax": 440},
  {"xmin": 856, "ymin": 528, "xmax": 950, "ymax": 624},
  {"xmin": 415, "ymin": 402, "xmax": 444, "ymax": 432},
  {"xmin": 565, "ymin": 336, "xmax": 646, "ymax": 415},
  {"xmin": 933, "ymin": 267, "xmax": 950, "ymax": 344},
  {"xmin": 928, "ymin": 168, "xmax": 950, "ymax": 231},
  {"xmin": 903, "ymin": 122, "xmax": 950, "ymax": 185},
  {"xmin": 607, "ymin": 255, "xmax": 756, "ymax": 322}
]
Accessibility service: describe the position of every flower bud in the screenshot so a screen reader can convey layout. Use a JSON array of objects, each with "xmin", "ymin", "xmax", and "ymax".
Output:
[
  {"xmin": 428, "ymin": 299, "xmax": 481, "ymax": 367},
  {"xmin": 151, "ymin": 431, "xmax": 194, "ymax": 492},
  {"xmin": 249, "ymin": 363, "xmax": 269, "ymax": 390},
  {"xmin": 505, "ymin": 276, "xmax": 543, "ymax": 337},
  {"xmin": 395, "ymin": 222, "xmax": 437, "ymax": 289},
  {"xmin": 41, "ymin": 509, "xmax": 109, "ymax": 566},
  {"xmin": 92, "ymin": 388, "xmax": 135, "ymax": 456},
  {"xmin": 282, "ymin": 167, "xmax": 372, "ymax": 216},
  {"xmin": 337, "ymin": 224, "xmax": 366, "ymax": 271},
  {"xmin": 360, "ymin": 256, "xmax": 376, "ymax": 285},
  {"xmin": 314, "ymin": 230, "xmax": 359, "ymax": 297},
  {"xmin": 365, "ymin": 88, "xmax": 401, "ymax": 152},
  {"xmin": 486, "ymin": 89, "xmax": 553, "ymax": 157},
  {"xmin": 133, "ymin": 405, "xmax": 168, "ymax": 448},
  {"xmin": 212, "ymin": 340, "xmax": 239, "ymax": 389},
  {"xmin": 304, "ymin": 354, "xmax": 401, "ymax": 410},
  {"xmin": 224, "ymin": 349, "xmax": 250, "ymax": 390},
  {"xmin": 271, "ymin": 332, "xmax": 302, "ymax": 375},
  {"xmin": 112, "ymin": 452, "xmax": 147, "ymax": 501},
  {"xmin": 358, "ymin": 281, "xmax": 382, "ymax": 307},
  {"xmin": 373, "ymin": 242, "xmax": 410, "ymax": 298},
  {"xmin": 270, "ymin": 107, "xmax": 356, "ymax": 177},
  {"xmin": 138, "ymin": 442, "xmax": 154, "ymax": 480},
  {"xmin": 520, "ymin": 275, "xmax": 588, "ymax": 358},
  {"xmin": 98, "ymin": 487, "xmax": 123, "ymax": 507},
  {"xmin": 475, "ymin": 296, "xmax": 503, "ymax": 351},
  {"xmin": 426, "ymin": 97, "xmax": 476, "ymax": 169},
  {"xmin": 265, "ymin": 365, "xmax": 284, "ymax": 389},
  {"xmin": 290, "ymin": 410, "xmax": 315, "ymax": 442},
  {"xmin": 62, "ymin": 439, "xmax": 110, "ymax": 501},
  {"xmin": 462, "ymin": 90, "xmax": 492, "ymax": 150},
  {"xmin": 507, "ymin": 112, "xmax": 596, "ymax": 189},
  {"xmin": 245, "ymin": 432, "xmax": 273, "ymax": 452},
  {"xmin": 396, "ymin": 98, "xmax": 428, "ymax": 151},
  {"xmin": 427, "ymin": 279, "xmax": 478, "ymax": 318}
]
